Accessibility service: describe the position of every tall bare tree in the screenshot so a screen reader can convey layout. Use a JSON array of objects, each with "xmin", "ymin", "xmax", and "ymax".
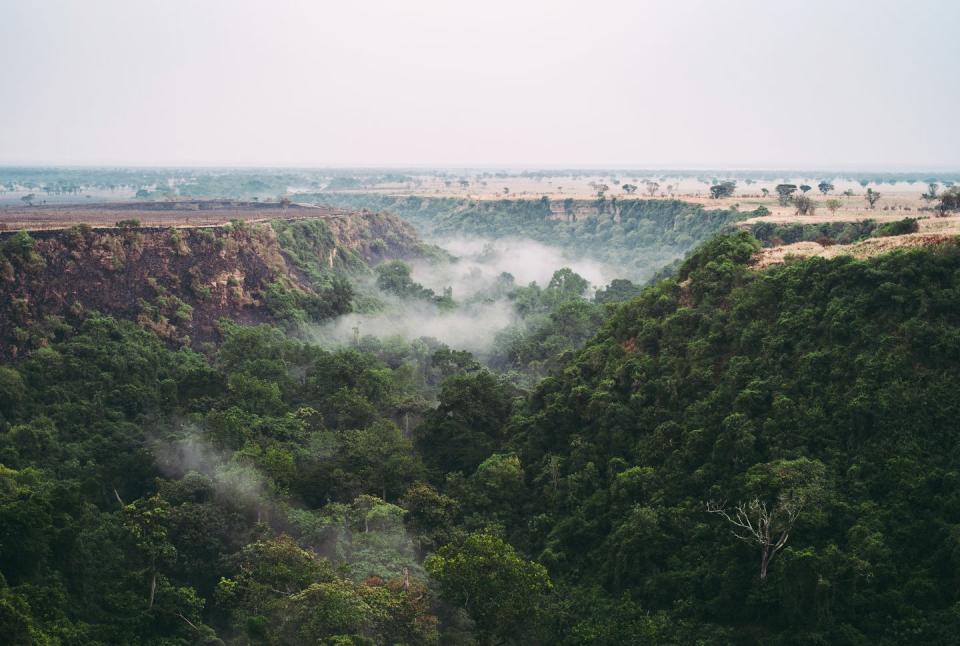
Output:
[
  {"xmin": 706, "ymin": 497, "xmax": 802, "ymax": 579},
  {"xmin": 706, "ymin": 458, "xmax": 826, "ymax": 580}
]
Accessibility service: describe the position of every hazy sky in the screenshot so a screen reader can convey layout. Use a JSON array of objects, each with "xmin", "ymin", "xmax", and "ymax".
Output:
[{"xmin": 1, "ymin": 0, "xmax": 958, "ymax": 168}]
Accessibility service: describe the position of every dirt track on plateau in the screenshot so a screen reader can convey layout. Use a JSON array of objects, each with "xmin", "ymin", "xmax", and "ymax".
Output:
[{"xmin": 0, "ymin": 201, "xmax": 357, "ymax": 231}]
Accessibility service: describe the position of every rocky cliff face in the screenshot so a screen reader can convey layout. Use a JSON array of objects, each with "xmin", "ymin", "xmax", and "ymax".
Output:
[{"xmin": 0, "ymin": 213, "xmax": 425, "ymax": 358}]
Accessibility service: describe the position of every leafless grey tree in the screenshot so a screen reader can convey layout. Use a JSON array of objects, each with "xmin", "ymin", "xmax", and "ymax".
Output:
[{"xmin": 706, "ymin": 494, "xmax": 805, "ymax": 580}]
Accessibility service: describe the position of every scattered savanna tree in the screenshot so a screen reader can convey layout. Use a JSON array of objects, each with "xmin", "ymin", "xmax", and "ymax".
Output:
[
  {"xmin": 817, "ymin": 180, "xmax": 835, "ymax": 195},
  {"xmin": 793, "ymin": 194, "xmax": 816, "ymax": 215},
  {"xmin": 826, "ymin": 198, "xmax": 843, "ymax": 215},
  {"xmin": 799, "ymin": 184, "xmax": 812, "ymax": 194},
  {"xmin": 937, "ymin": 186, "xmax": 960, "ymax": 216},
  {"xmin": 622, "ymin": 183, "xmax": 638, "ymax": 194},
  {"xmin": 865, "ymin": 188, "xmax": 881, "ymax": 209},
  {"xmin": 710, "ymin": 181, "xmax": 736, "ymax": 199},
  {"xmin": 775, "ymin": 184, "xmax": 797, "ymax": 206}
]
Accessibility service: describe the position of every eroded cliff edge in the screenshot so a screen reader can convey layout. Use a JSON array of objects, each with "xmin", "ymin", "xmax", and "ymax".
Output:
[{"xmin": 0, "ymin": 211, "xmax": 428, "ymax": 357}]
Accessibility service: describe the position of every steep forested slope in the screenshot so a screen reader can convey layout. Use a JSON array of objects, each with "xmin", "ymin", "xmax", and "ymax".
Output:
[
  {"xmin": 493, "ymin": 233, "xmax": 960, "ymax": 643},
  {"xmin": 0, "ymin": 317, "xmax": 455, "ymax": 643},
  {"xmin": 3, "ymin": 227, "xmax": 960, "ymax": 644}
]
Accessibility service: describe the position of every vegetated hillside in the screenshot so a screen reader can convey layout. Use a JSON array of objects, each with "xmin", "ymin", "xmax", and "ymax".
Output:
[
  {"xmin": 303, "ymin": 194, "xmax": 753, "ymax": 280},
  {"xmin": 0, "ymin": 212, "xmax": 427, "ymax": 358},
  {"xmin": 3, "ymin": 229, "xmax": 960, "ymax": 644},
  {"xmin": 489, "ymin": 232, "xmax": 960, "ymax": 642}
]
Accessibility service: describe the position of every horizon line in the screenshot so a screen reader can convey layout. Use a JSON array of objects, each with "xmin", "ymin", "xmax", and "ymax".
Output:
[{"xmin": 2, "ymin": 162, "xmax": 960, "ymax": 174}]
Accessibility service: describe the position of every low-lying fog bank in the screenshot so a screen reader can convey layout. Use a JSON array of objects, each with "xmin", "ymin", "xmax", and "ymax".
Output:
[
  {"xmin": 412, "ymin": 236, "xmax": 621, "ymax": 299},
  {"xmin": 309, "ymin": 298, "xmax": 517, "ymax": 357},
  {"xmin": 308, "ymin": 236, "xmax": 625, "ymax": 357}
]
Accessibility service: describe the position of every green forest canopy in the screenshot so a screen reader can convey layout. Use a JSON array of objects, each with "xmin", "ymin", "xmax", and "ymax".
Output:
[{"xmin": 2, "ymin": 229, "xmax": 960, "ymax": 643}]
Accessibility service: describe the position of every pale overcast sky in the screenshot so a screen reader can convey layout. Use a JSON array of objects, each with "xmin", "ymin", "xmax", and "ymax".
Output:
[{"xmin": 1, "ymin": 0, "xmax": 957, "ymax": 168}]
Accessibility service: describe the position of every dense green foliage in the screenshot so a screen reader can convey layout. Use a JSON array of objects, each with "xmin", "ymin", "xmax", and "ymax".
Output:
[
  {"xmin": 375, "ymin": 261, "xmax": 454, "ymax": 308},
  {"xmin": 0, "ymin": 316, "xmax": 503, "ymax": 643},
  {"xmin": 487, "ymin": 270, "xmax": 607, "ymax": 380},
  {"xmin": 3, "ymin": 217, "xmax": 960, "ymax": 643},
  {"xmin": 748, "ymin": 219, "xmax": 882, "ymax": 247},
  {"xmin": 425, "ymin": 533, "xmax": 552, "ymax": 644},
  {"xmin": 874, "ymin": 217, "xmax": 920, "ymax": 237},
  {"xmin": 748, "ymin": 217, "xmax": 922, "ymax": 249},
  {"xmin": 593, "ymin": 278, "xmax": 644, "ymax": 304},
  {"xmin": 497, "ymin": 233, "xmax": 960, "ymax": 643}
]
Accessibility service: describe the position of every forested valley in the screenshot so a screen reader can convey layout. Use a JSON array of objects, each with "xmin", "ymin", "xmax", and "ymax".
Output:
[
  {"xmin": 2, "ymin": 193, "xmax": 960, "ymax": 645},
  {"xmin": 5, "ymin": 0, "xmax": 959, "ymax": 641}
]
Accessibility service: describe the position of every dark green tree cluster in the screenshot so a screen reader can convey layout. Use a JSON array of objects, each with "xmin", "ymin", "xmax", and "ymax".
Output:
[
  {"xmin": 709, "ymin": 181, "xmax": 736, "ymax": 199},
  {"xmin": 0, "ymin": 315, "xmax": 546, "ymax": 643},
  {"xmin": 5, "ymin": 221, "xmax": 960, "ymax": 644},
  {"xmin": 748, "ymin": 219, "xmax": 882, "ymax": 246},
  {"xmin": 873, "ymin": 217, "xmax": 919, "ymax": 237},
  {"xmin": 375, "ymin": 260, "xmax": 454, "ymax": 308},
  {"xmin": 748, "ymin": 218, "xmax": 921, "ymax": 248},
  {"xmin": 593, "ymin": 278, "xmax": 644, "ymax": 304},
  {"xmin": 487, "ymin": 268, "xmax": 607, "ymax": 380},
  {"xmin": 491, "ymin": 233, "xmax": 960, "ymax": 642}
]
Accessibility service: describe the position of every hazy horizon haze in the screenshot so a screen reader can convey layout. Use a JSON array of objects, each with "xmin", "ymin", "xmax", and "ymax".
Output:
[{"xmin": 2, "ymin": 0, "xmax": 958, "ymax": 168}]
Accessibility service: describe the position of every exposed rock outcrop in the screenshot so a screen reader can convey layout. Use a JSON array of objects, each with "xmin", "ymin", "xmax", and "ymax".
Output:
[{"xmin": 0, "ymin": 213, "xmax": 426, "ymax": 358}]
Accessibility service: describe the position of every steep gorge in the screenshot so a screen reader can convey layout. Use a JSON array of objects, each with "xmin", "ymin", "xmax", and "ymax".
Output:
[
  {"xmin": 0, "ymin": 211, "xmax": 428, "ymax": 358},
  {"xmin": 301, "ymin": 194, "xmax": 753, "ymax": 280}
]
